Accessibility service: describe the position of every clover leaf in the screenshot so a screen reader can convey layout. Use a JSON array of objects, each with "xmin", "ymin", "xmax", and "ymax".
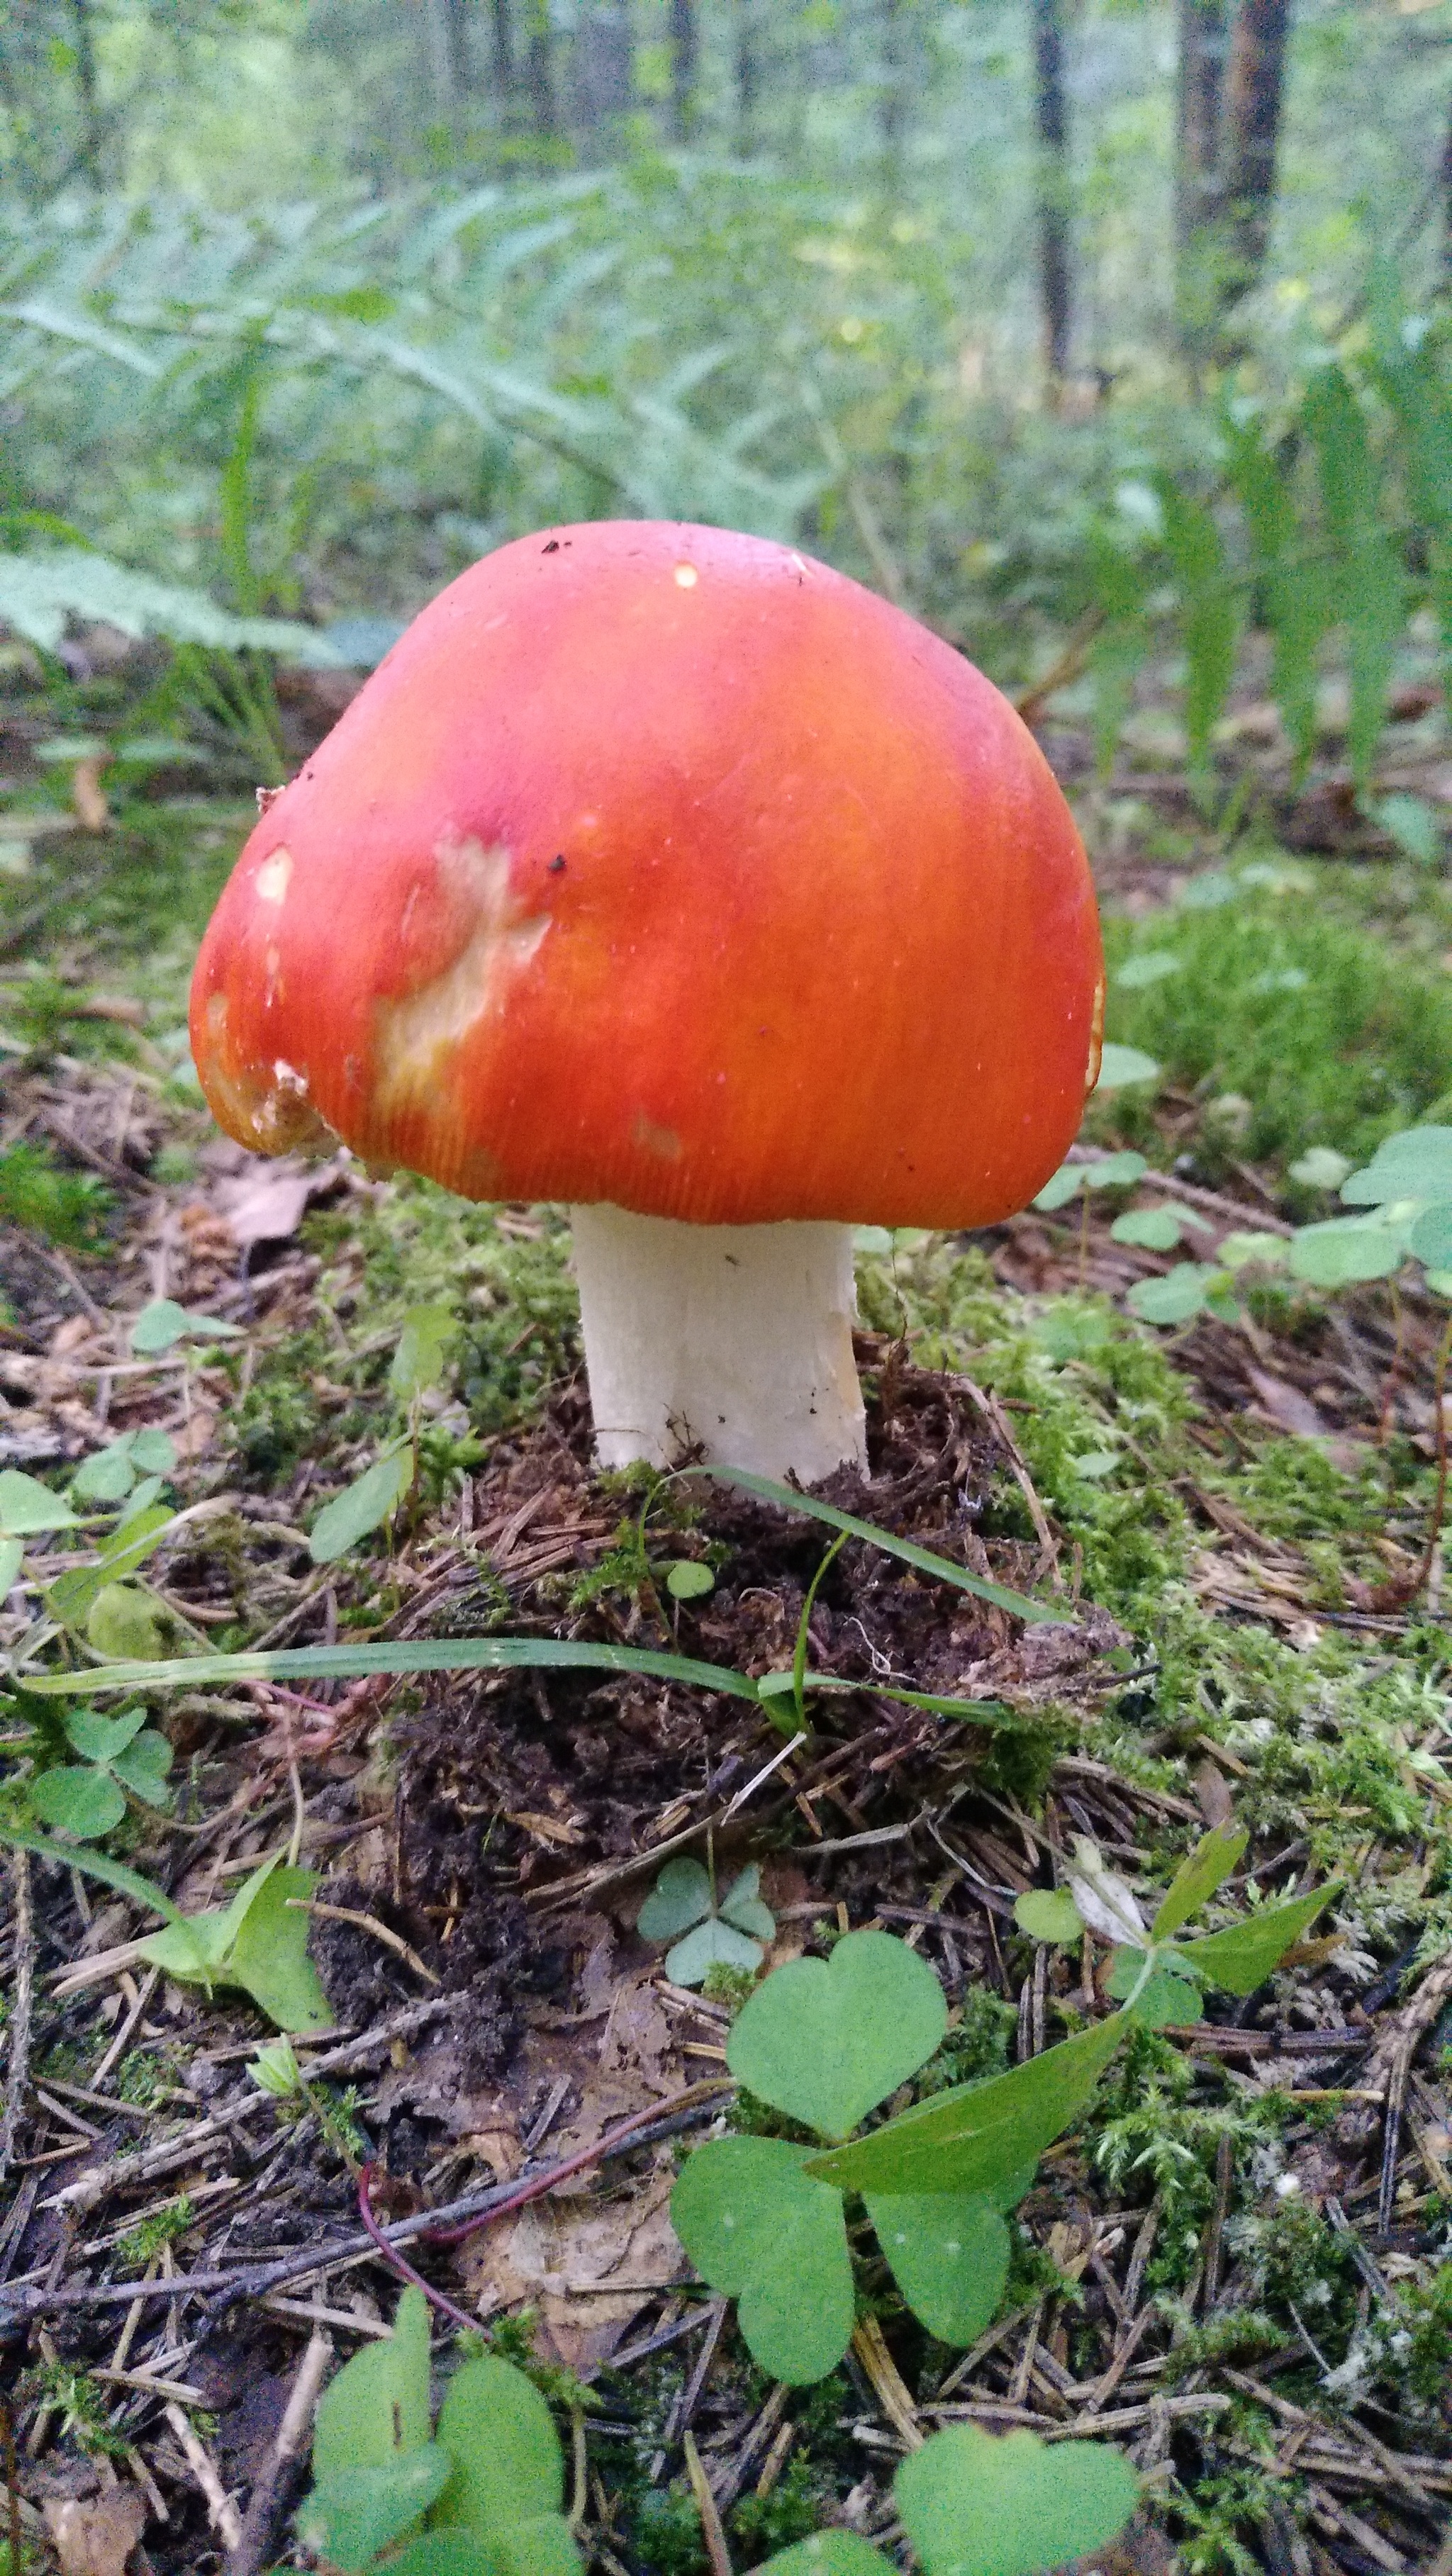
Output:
[
  {"xmin": 725, "ymin": 1928, "xmax": 946, "ymax": 2139},
  {"xmin": 670, "ymin": 2137, "xmax": 854, "ymax": 2384},
  {"xmin": 637, "ymin": 1857, "xmax": 775, "ymax": 1986},
  {"xmin": 895, "ymin": 2422, "xmax": 1139, "ymax": 2576}
]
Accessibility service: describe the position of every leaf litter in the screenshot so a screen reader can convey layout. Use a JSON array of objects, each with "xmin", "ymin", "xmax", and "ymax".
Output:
[{"xmin": 4, "ymin": 878, "xmax": 1452, "ymax": 2572}]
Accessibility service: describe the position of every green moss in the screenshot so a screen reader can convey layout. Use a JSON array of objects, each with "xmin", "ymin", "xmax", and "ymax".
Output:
[{"xmin": 1103, "ymin": 870, "xmax": 1452, "ymax": 1167}]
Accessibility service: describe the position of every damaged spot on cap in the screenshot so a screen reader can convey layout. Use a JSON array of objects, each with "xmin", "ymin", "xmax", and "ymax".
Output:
[
  {"xmin": 375, "ymin": 839, "xmax": 549, "ymax": 1115},
  {"xmin": 674, "ymin": 564, "xmax": 698, "ymax": 589},
  {"xmin": 255, "ymin": 847, "xmax": 294, "ymax": 905},
  {"xmin": 633, "ymin": 1111, "xmax": 683, "ymax": 1161},
  {"xmin": 1085, "ymin": 974, "xmax": 1105, "ymax": 1094}
]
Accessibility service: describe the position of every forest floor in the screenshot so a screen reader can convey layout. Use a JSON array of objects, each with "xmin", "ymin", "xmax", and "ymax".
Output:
[{"xmin": 3, "ymin": 639, "xmax": 1452, "ymax": 2576}]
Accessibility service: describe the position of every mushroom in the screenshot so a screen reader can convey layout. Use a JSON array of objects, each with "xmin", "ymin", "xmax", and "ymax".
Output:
[{"xmin": 190, "ymin": 522, "xmax": 1102, "ymax": 1482}]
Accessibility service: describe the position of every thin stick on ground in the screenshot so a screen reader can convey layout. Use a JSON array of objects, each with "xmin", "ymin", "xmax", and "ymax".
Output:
[
  {"xmin": 227, "ymin": 2329, "xmax": 331, "ymax": 2576},
  {"xmin": 0, "ymin": 1851, "xmax": 33, "ymax": 2182}
]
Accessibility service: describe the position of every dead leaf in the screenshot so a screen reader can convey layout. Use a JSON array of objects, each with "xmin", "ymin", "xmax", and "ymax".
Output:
[
  {"xmin": 1246, "ymin": 1369, "xmax": 1329, "ymax": 1440},
  {"xmin": 44, "ymin": 2490, "xmax": 147, "ymax": 2576},
  {"xmin": 462, "ymin": 2158, "xmax": 686, "ymax": 2366},
  {"xmin": 211, "ymin": 1155, "xmax": 345, "ymax": 1253},
  {"xmin": 72, "ymin": 757, "xmax": 111, "ymax": 834},
  {"xmin": 1193, "ymin": 1759, "xmax": 1234, "ymax": 1827}
]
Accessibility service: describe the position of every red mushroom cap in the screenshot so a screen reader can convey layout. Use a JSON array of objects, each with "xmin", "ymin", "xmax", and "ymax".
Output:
[{"xmin": 190, "ymin": 522, "xmax": 1102, "ymax": 1228}]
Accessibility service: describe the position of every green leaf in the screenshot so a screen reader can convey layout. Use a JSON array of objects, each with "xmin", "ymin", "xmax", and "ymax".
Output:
[
  {"xmin": 298, "ymin": 2451, "xmax": 451, "ymax": 2574},
  {"xmin": 1114, "ymin": 951, "xmax": 1181, "ymax": 988},
  {"xmin": 0, "ymin": 1823, "xmax": 184, "ymax": 1926},
  {"xmin": 666, "ymin": 1918, "xmax": 766, "ymax": 1986},
  {"xmin": 111, "ymin": 1730, "xmax": 175, "ymax": 1810},
  {"xmin": 727, "ymin": 1931, "xmax": 946, "ymax": 2140},
  {"xmin": 757, "ymin": 2538, "xmax": 894, "ymax": 2576},
  {"xmin": 0, "ymin": 1538, "xmax": 21, "ymax": 1594},
  {"xmin": 1341, "ymin": 1128, "xmax": 1452, "ymax": 1204},
  {"xmin": 865, "ymin": 2192, "xmax": 1010, "ymax": 2346},
  {"xmin": 664, "ymin": 1559, "xmax": 715, "ymax": 1601},
  {"xmin": 1110, "ymin": 1206, "xmax": 1184, "ymax": 1252},
  {"xmin": 1290, "ymin": 1147, "xmax": 1352, "ymax": 1190},
  {"xmin": 1124, "ymin": 1264, "xmax": 1218, "ymax": 1326},
  {"xmin": 390, "ymin": 1301, "xmax": 456, "ymax": 1401},
  {"xmin": 129, "ymin": 1428, "xmax": 177, "ymax": 1475},
  {"xmin": 313, "ymin": 2284, "xmax": 433, "ymax": 2484},
  {"xmin": 719, "ymin": 1866, "xmax": 775, "ymax": 1938},
  {"xmin": 1288, "ymin": 1217, "xmax": 1408, "ymax": 1287},
  {"xmin": 86, "ymin": 1584, "xmax": 172, "ymax": 1662},
  {"xmin": 0, "ymin": 1469, "xmax": 76, "ymax": 1533},
  {"xmin": 1217, "ymin": 1232, "xmax": 1289, "ymax": 1272},
  {"xmin": 50, "ymin": 1503, "xmax": 178, "ymax": 1630},
  {"xmin": 16, "ymin": 1634, "xmax": 766, "ymax": 1705},
  {"xmin": 1151, "ymin": 1823, "xmax": 1249, "ymax": 1942},
  {"xmin": 309, "ymin": 1448, "xmax": 415, "ymax": 1563},
  {"xmin": 1178, "ymin": 1883, "xmax": 1339, "ymax": 1996},
  {"xmin": 63, "ymin": 1706, "xmax": 149, "ymax": 1764},
  {"xmin": 1411, "ymin": 1204, "xmax": 1452, "ymax": 1272},
  {"xmin": 27, "ymin": 1766, "xmax": 126, "ymax": 1840},
  {"xmin": 1094, "ymin": 1044, "xmax": 1159, "ymax": 1090},
  {"xmin": 1032, "ymin": 1163, "xmax": 1085, "ymax": 1212},
  {"xmin": 807, "ymin": 2013, "xmax": 1127, "ymax": 2197},
  {"xmin": 1160, "ymin": 481, "xmax": 1239, "ymax": 783},
  {"xmin": 223, "ymin": 1864, "xmax": 333, "ymax": 2032},
  {"xmin": 387, "ymin": 2526, "xmax": 579, "ymax": 2576},
  {"xmin": 1104, "ymin": 1952, "xmax": 1205, "ymax": 2028},
  {"xmin": 130, "ymin": 1297, "xmax": 242, "ymax": 1354},
  {"xmin": 1227, "ymin": 417, "xmax": 1328, "ymax": 778},
  {"xmin": 431, "ymin": 2354, "xmax": 564, "ymax": 2534},
  {"xmin": 1014, "ymin": 1889, "xmax": 1084, "ymax": 1947},
  {"xmin": 637, "ymin": 1858, "xmax": 712, "ymax": 1942},
  {"xmin": 72, "ymin": 1440, "xmax": 138, "ymax": 1503},
  {"xmin": 1376, "ymin": 795, "xmax": 1442, "ymax": 867},
  {"xmin": 895, "ymin": 2422, "xmax": 1138, "ymax": 2576},
  {"xmin": 139, "ymin": 1857, "xmax": 332, "ymax": 2032},
  {"xmin": 1085, "ymin": 1151, "xmax": 1149, "ymax": 1191},
  {"xmin": 690, "ymin": 1471, "xmax": 1056, "ymax": 1625},
  {"xmin": 671, "ymin": 2137, "xmax": 854, "ymax": 2384},
  {"xmin": 1306, "ymin": 366, "xmax": 1404, "ymax": 791}
]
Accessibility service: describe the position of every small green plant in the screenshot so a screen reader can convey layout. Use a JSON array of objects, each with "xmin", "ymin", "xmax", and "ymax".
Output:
[
  {"xmin": 637, "ymin": 1855, "xmax": 776, "ymax": 1986},
  {"xmin": 293, "ymin": 2286, "xmax": 581, "ymax": 2575},
  {"xmin": 298, "ymin": 2290, "xmax": 1137, "ymax": 2576},
  {"xmin": 0, "ymin": 1139, "xmax": 111, "ymax": 1245},
  {"xmin": 129, "ymin": 1296, "xmax": 244, "ymax": 1354},
  {"xmin": 25, "ymin": 1702, "xmax": 174, "ymax": 1839},
  {"xmin": 308, "ymin": 1299, "xmax": 462, "ymax": 1564},
  {"xmin": 70, "ymin": 1427, "xmax": 177, "ymax": 1504},
  {"xmin": 672, "ymin": 1838, "xmax": 1332, "ymax": 2386}
]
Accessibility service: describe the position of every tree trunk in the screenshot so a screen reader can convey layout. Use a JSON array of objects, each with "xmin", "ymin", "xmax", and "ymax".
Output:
[
  {"xmin": 881, "ymin": 0, "xmax": 907, "ymax": 166},
  {"xmin": 524, "ymin": 0, "xmax": 559, "ymax": 137},
  {"xmin": 1175, "ymin": 0, "xmax": 1227, "ymax": 356},
  {"xmin": 1219, "ymin": 0, "xmax": 1292, "ymax": 321},
  {"xmin": 423, "ymin": 0, "xmax": 471, "ymax": 119},
  {"xmin": 735, "ymin": 0, "xmax": 759, "ymax": 150},
  {"xmin": 71, "ymin": 0, "xmax": 102, "ymax": 185},
  {"xmin": 492, "ymin": 0, "xmax": 515, "ymax": 96},
  {"xmin": 670, "ymin": 0, "xmax": 698, "ymax": 141},
  {"xmin": 1032, "ymin": 0, "xmax": 1072, "ymax": 381}
]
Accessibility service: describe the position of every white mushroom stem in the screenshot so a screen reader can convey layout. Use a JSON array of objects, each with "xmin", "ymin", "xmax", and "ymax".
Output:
[{"xmin": 570, "ymin": 1204, "xmax": 867, "ymax": 1482}]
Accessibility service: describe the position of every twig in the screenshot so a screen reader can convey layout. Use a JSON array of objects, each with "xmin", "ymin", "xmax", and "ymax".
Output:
[
  {"xmin": 1, "ymin": 2400, "xmax": 20, "ymax": 2576},
  {"xmin": 286, "ymin": 1900, "xmax": 439, "ymax": 1986},
  {"xmin": 853, "ymin": 2314, "xmax": 924, "ymax": 2450},
  {"xmin": 163, "ymin": 2402, "xmax": 242, "ymax": 2551},
  {"xmin": 0, "ymin": 2088, "xmax": 730, "ymax": 2322},
  {"xmin": 0, "ymin": 1851, "xmax": 33, "ymax": 2180},
  {"xmin": 683, "ymin": 2431, "xmax": 734, "ymax": 2576},
  {"xmin": 1014, "ymin": 612, "xmax": 1106, "ymax": 728},
  {"xmin": 226, "ymin": 2331, "xmax": 331, "ymax": 2576}
]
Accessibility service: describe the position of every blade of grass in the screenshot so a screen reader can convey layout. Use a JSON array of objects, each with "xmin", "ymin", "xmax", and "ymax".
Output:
[
  {"xmin": 687, "ymin": 1469, "xmax": 1059, "ymax": 1624},
  {"xmin": 13, "ymin": 1635, "xmax": 765, "ymax": 1700},
  {"xmin": 0, "ymin": 1824, "xmax": 185, "ymax": 1925}
]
